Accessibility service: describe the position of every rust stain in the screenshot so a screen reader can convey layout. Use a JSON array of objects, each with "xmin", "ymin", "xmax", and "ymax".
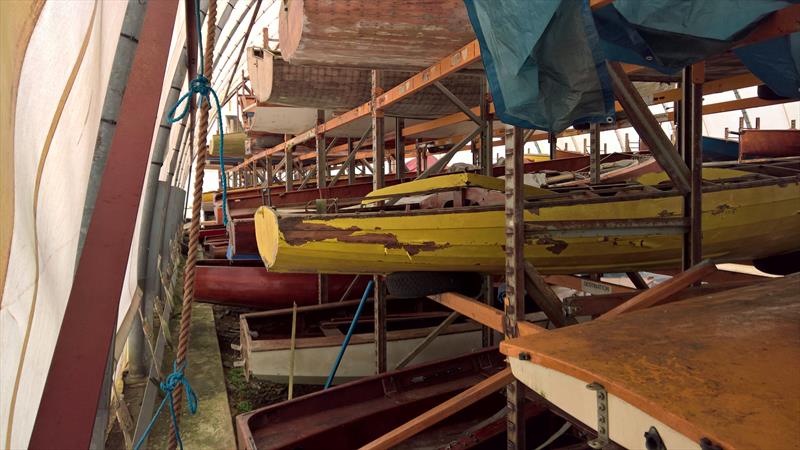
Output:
[
  {"xmin": 535, "ymin": 237, "xmax": 568, "ymax": 255},
  {"xmin": 280, "ymin": 217, "xmax": 448, "ymax": 254}
]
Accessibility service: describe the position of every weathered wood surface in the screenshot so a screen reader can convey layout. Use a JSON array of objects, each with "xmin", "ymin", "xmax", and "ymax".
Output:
[
  {"xmin": 247, "ymin": 48, "xmax": 482, "ymax": 118},
  {"xmin": 279, "ymin": 0, "xmax": 476, "ymax": 69}
]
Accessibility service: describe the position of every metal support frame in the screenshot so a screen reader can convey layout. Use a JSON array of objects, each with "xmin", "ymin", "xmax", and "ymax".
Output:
[
  {"xmin": 285, "ymin": 138, "xmax": 294, "ymax": 192},
  {"xmin": 395, "ymin": 117, "xmax": 405, "ymax": 179},
  {"xmin": 548, "ymin": 132, "xmax": 557, "ymax": 160},
  {"xmin": 589, "ymin": 123, "xmax": 601, "ymax": 184},
  {"xmin": 480, "ymin": 77, "xmax": 492, "ymax": 176},
  {"xmin": 503, "ymin": 125, "xmax": 527, "ymax": 450},
  {"xmin": 524, "ymin": 262, "xmax": 577, "ymax": 328},
  {"xmin": 346, "ymin": 138, "xmax": 355, "ymax": 184},
  {"xmin": 626, "ymin": 272, "xmax": 650, "ymax": 290},
  {"xmin": 607, "ymin": 61, "xmax": 690, "ymax": 194},
  {"xmin": 681, "ymin": 63, "xmax": 704, "ymax": 271},
  {"xmin": 316, "ymin": 109, "xmax": 327, "ymax": 187},
  {"xmin": 371, "ymin": 69, "xmax": 388, "ymax": 374},
  {"xmin": 372, "ymin": 70, "xmax": 385, "ymax": 191},
  {"xmin": 28, "ymin": 1, "xmax": 179, "ymax": 447},
  {"xmin": 416, "ymin": 126, "xmax": 482, "ymax": 180},
  {"xmin": 329, "ymin": 126, "xmax": 371, "ymax": 187}
]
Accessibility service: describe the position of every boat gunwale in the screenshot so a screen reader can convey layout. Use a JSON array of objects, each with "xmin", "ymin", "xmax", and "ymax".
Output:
[{"xmin": 267, "ymin": 173, "xmax": 800, "ymax": 222}]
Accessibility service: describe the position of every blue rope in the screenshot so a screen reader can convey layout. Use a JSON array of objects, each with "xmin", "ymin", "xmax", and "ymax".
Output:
[
  {"xmin": 324, "ymin": 280, "xmax": 375, "ymax": 389},
  {"xmin": 166, "ymin": 0, "xmax": 228, "ymax": 225},
  {"xmin": 133, "ymin": 362, "xmax": 198, "ymax": 450}
]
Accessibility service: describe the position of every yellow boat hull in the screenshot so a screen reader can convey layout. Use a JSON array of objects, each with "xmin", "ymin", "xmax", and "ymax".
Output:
[{"xmin": 255, "ymin": 181, "xmax": 800, "ymax": 274}]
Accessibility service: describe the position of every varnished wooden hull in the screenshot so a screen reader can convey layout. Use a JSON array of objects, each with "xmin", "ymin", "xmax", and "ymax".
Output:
[{"xmin": 195, "ymin": 262, "xmax": 367, "ymax": 308}]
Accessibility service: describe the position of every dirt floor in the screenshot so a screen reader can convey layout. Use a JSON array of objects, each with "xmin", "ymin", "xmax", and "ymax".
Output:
[{"xmin": 212, "ymin": 305, "xmax": 322, "ymax": 419}]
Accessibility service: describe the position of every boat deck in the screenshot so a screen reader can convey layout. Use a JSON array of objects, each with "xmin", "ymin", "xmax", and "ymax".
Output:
[{"xmin": 501, "ymin": 274, "xmax": 800, "ymax": 449}]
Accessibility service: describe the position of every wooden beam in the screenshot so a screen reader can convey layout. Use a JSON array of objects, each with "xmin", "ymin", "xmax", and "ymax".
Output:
[
  {"xmin": 524, "ymin": 262, "xmax": 577, "ymax": 328},
  {"xmin": 544, "ymin": 275, "xmax": 635, "ymax": 294},
  {"xmin": 428, "ymin": 292, "xmax": 544, "ymax": 336},
  {"xmin": 566, "ymin": 279, "xmax": 760, "ymax": 317},
  {"xmin": 358, "ymin": 368, "xmax": 515, "ymax": 450},
  {"xmin": 394, "ymin": 312, "xmax": 460, "ymax": 370},
  {"xmin": 598, "ymin": 260, "xmax": 717, "ymax": 320}
]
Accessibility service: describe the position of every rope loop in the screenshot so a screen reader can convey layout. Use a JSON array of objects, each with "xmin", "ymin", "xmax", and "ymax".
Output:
[
  {"xmin": 133, "ymin": 362, "xmax": 198, "ymax": 450},
  {"xmin": 166, "ymin": 72, "xmax": 229, "ymax": 225}
]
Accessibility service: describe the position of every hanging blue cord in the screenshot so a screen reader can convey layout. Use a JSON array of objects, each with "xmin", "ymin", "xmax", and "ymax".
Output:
[
  {"xmin": 324, "ymin": 280, "xmax": 375, "ymax": 389},
  {"xmin": 166, "ymin": 0, "xmax": 228, "ymax": 225},
  {"xmin": 133, "ymin": 362, "xmax": 198, "ymax": 450}
]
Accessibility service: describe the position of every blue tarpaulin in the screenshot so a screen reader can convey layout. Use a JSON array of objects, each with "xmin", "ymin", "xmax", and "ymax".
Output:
[
  {"xmin": 735, "ymin": 33, "xmax": 800, "ymax": 99},
  {"xmin": 464, "ymin": 0, "xmax": 799, "ymax": 132}
]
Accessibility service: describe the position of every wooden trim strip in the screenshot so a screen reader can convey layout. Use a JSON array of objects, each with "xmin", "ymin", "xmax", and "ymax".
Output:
[{"xmin": 358, "ymin": 367, "xmax": 514, "ymax": 450}]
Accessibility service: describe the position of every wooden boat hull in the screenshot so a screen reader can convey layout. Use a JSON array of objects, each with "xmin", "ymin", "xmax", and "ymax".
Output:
[
  {"xmin": 254, "ymin": 177, "xmax": 800, "ymax": 274},
  {"xmin": 235, "ymin": 349, "xmax": 506, "ymax": 450},
  {"xmin": 195, "ymin": 262, "xmax": 367, "ymax": 308},
  {"xmin": 501, "ymin": 275, "xmax": 800, "ymax": 450},
  {"xmin": 240, "ymin": 298, "xmax": 482, "ymax": 383}
]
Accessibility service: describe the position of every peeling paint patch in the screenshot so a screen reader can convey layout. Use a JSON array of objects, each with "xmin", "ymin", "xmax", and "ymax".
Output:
[
  {"xmin": 657, "ymin": 209, "xmax": 677, "ymax": 217},
  {"xmin": 709, "ymin": 204, "xmax": 736, "ymax": 216},
  {"xmin": 280, "ymin": 217, "xmax": 449, "ymax": 254},
  {"xmin": 536, "ymin": 237, "xmax": 568, "ymax": 255}
]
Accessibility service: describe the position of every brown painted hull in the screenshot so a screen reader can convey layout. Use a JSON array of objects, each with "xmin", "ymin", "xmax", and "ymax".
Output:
[
  {"xmin": 194, "ymin": 262, "xmax": 368, "ymax": 308},
  {"xmin": 235, "ymin": 349, "xmax": 506, "ymax": 450},
  {"xmin": 279, "ymin": 0, "xmax": 475, "ymax": 69},
  {"xmin": 739, "ymin": 129, "xmax": 800, "ymax": 160},
  {"xmin": 248, "ymin": 49, "xmax": 481, "ymax": 118}
]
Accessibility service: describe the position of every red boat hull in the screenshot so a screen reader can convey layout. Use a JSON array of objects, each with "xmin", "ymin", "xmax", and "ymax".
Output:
[{"xmin": 195, "ymin": 262, "xmax": 368, "ymax": 308}]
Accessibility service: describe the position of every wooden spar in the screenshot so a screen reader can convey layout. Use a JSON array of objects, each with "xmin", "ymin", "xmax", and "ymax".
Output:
[
  {"xmin": 428, "ymin": 292, "xmax": 545, "ymax": 336},
  {"xmin": 279, "ymin": 0, "xmax": 475, "ymax": 69},
  {"xmin": 598, "ymin": 260, "xmax": 717, "ymax": 320},
  {"xmin": 247, "ymin": 48, "xmax": 481, "ymax": 118},
  {"xmin": 358, "ymin": 368, "xmax": 515, "ymax": 450}
]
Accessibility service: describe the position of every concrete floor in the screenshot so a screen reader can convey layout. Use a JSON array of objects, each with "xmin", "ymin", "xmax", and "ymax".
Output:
[{"xmin": 139, "ymin": 303, "xmax": 237, "ymax": 450}]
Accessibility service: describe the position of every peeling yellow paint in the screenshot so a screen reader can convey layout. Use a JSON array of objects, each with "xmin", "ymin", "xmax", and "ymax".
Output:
[{"xmin": 255, "ymin": 181, "xmax": 800, "ymax": 275}]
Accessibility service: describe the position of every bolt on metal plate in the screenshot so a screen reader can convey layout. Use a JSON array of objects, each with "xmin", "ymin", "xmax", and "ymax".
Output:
[{"xmin": 586, "ymin": 382, "xmax": 609, "ymax": 449}]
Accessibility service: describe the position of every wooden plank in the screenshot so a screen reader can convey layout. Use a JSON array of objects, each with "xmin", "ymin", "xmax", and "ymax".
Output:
[
  {"xmin": 394, "ymin": 311, "xmax": 460, "ymax": 369},
  {"xmin": 358, "ymin": 367, "xmax": 514, "ymax": 450},
  {"xmin": 544, "ymin": 275, "xmax": 635, "ymax": 294},
  {"xmin": 598, "ymin": 260, "xmax": 717, "ymax": 320},
  {"xmin": 428, "ymin": 292, "xmax": 544, "ymax": 336}
]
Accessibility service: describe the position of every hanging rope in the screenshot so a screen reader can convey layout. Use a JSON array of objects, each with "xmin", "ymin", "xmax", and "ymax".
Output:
[
  {"xmin": 166, "ymin": 0, "xmax": 219, "ymax": 448},
  {"xmin": 132, "ymin": 362, "xmax": 197, "ymax": 450},
  {"xmin": 167, "ymin": 0, "xmax": 228, "ymax": 225}
]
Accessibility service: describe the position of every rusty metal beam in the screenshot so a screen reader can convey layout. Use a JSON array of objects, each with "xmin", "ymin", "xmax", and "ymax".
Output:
[
  {"xmin": 607, "ymin": 61, "xmax": 690, "ymax": 194},
  {"xmin": 524, "ymin": 262, "xmax": 577, "ymax": 328},
  {"xmin": 28, "ymin": 1, "xmax": 179, "ymax": 447},
  {"xmin": 395, "ymin": 117, "xmax": 405, "ymax": 179},
  {"xmin": 503, "ymin": 125, "xmax": 526, "ymax": 450},
  {"xmin": 681, "ymin": 63, "xmax": 704, "ymax": 271}
]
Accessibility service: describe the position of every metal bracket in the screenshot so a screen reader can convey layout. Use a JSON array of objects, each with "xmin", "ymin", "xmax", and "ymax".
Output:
[{"xmin": 587, "ymin": 382, "xmax": 609, "ymax": 449}]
